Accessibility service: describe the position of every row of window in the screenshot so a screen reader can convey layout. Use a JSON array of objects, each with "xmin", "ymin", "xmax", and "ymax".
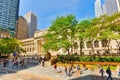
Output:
[
  {"xmin": 23, "ymin": 40, "xmax": 109, "ymax": 51},
  {"xmin": 74, "ymin": 40, "xmax": 110, "ymax": 49},
  {"xmin": 23, "ymin": 43, "xmax": 34, "ymax": 46},
  {"xmin": 24, "ymin": 47, "xmax": 34, "ymax": 52}
]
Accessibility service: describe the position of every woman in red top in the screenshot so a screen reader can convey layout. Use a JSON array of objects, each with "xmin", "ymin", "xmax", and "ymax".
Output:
[{"xmin": 54, "ymin": 64, "xmax": 57, "ymax": 70}]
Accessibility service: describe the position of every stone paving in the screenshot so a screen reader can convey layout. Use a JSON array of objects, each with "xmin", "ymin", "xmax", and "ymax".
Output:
[
  {"xmin": 0, "ymin": 60, "xmax": 120, "ymax": 80},
  {"xmin": 0, "ymin": 71, "xmax": 55, "ymax": 80},
  {"xmin": 22, "ymin": 65, "xmax": 120, "ymax": 80}
]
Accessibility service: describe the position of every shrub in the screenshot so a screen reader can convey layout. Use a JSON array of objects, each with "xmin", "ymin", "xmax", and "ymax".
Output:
[
  {"xmin": 94, "ymin": 57, "xmax": 102, "ymax": 62},
  {"xmin": 50, "ymin": 58, "xmax": 57, "ymax": 65},
  {"xmin": 79, "ymin": 57, "xmax": 93, "ymax": 62},
  {"xmin": 45, "ymin": 52, "xmax": 51, "ymax": 61},
  {"xmin": 114, "ymin": 57, "xmax": 120, "ymax": 62},
  {"xmin": 57, "ymin": 55, "xmax": 65, "ymax": 62},
  {"xmin": 57, "ymin": 54, "xmax": 120, "ymax": 62},
  {"xmin": 57, "ymin": 54, "xmax": 74, "ymax": 62}
]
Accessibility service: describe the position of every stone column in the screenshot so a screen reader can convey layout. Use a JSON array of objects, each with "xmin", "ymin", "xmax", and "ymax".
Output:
[
  {"xmin": 84, "ymin": 41, "xmax": 87, "ymax": 49},
  {"xmin": 99, "ymin": 41, "xmax": 102, "ymax": 48},
  {"xmin": 34, "ymin": 40, "xmax": 38, "ymax": 54}
]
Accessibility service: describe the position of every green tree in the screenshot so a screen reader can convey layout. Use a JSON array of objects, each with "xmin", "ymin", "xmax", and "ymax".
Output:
[
  {"xmin": 67, "ymin": 15, "xmax": 78, "ymax": 54},
  {"xmin": 85, "ymin": 23, "xmax": 100, "ymax": 55},
  {"xmin": 98, "ymin": 28, "xmax": 119, "ymax": 54},
  {"xmin": 0, "ymin": 38, "xmax": 24, "ymax": 56},
  {"xmin": 98, "ymin": 14, "xmax": 120, "ymax": 54},
  {"xmin": 43, "ymin": 15, "xmax": 78, "ymax": 55},
  {"xmin": 77, "ymin": 20, "xmax": 91, "ymax": 56}
]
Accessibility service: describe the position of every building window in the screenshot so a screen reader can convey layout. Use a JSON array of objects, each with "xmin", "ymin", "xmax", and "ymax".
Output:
[
  {"xmin": 27, "ymin": 48, "xmax": 29, "ymax": 52},
  {"xmin": 30, "ymin": 48, "xmax": 31, "ymax": 52},
  {"xmin": 32, "ymin": 48, "xmax": 34, "ymax": 51},
  {"xmin": 101, "ymin": 40, "xmax": 107, "ymax": 47},
  {"xmin": 73, "ymin": 43, "xmax": 78, "ymax": 49},
  {"xmin": 87, "ymin": 41, "xmax": 92, "ymax": 48},
  {"xmin": 94, "ymin": 40, "xmax": 99, "ymax": 48}
]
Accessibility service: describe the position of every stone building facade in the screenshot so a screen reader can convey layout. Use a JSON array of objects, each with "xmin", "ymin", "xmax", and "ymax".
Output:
[
  {"xmin": 21, "ymin": 29, "xmax": 47, "ymax": 55},
  {"xmin": 21, "ymin": 29, "xmax": 120, "ymax": 56}
]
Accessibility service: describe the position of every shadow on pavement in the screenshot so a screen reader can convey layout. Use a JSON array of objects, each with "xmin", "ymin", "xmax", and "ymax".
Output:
[{"xmin": 71, "ymin": 75, "xmax": 120, "ymax": 80}]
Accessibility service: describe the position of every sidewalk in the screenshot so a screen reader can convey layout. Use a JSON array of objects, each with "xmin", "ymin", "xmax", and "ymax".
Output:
[
  {"xmin": 0, "ymin": 61, "xmax": 120, "ymax": 80},
  {"xmin": 0, "ymin": 71, "xmax": 55, "ymax": 80},
  {"xmin": 20, "ymin": 64, "xmax": 120, "ymax": 80}
]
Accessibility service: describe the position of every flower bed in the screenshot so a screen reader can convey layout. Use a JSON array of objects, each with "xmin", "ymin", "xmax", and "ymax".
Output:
[{"xmin": 72, "ymin": 61, "xmax": 120, "ymax": 66}]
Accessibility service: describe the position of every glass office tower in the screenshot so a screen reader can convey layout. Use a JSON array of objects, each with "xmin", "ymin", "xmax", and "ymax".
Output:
[
  {"xmin": 0, "ymin": 0, "xmax": 20, "ymax": 36},
  {"xmin": 95, "ymin": 0, "xmax": 103, "ymax": 17},
  {"xmin": 105, "ymin": 0, "xmax": 120, "ymax": 15}
]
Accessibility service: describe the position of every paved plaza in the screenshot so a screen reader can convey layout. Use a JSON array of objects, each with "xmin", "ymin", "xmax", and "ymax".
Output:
[{"xmin": 0, "ymin": 59, "xmax": 120, "ymax": 80}]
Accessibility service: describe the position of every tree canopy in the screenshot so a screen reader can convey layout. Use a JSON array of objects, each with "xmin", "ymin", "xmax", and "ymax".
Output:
[
  {"xmin": 0, "ymin": 38, "xmax": 25, "ymax": 56},
  {"xmin": 43, "ymin": 15, "xmax": 78, "ymax": 55},
  {"xmin": 43, "ymin": 13, "xmax": 120, "ymax": 55}
]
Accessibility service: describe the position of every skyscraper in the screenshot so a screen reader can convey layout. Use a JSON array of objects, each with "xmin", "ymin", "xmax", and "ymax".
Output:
[
  {"xmin": 116, "ymin": 0, "xmax": 120, "ymax": 12},
  {"xmin": 0, "ymin": 0, "xmax": 20, "ymax": 36},
  {"xmin": 102, "ymin": 4, "xmax": 107, "ymax": 14},
  {"xmin": 95, "ymin": 0, "xmax": 103, "ymax": 17},
  {"xmin": 16, "ymin": 16, "xmax": 28, "ymax": 40},
  {"xmin": 105, "ymin": 0, "xmax": 120, "ymax": 15},
  {"xmin": 24, "ymin": 12, "xmax": 37, "ymax": 38}
]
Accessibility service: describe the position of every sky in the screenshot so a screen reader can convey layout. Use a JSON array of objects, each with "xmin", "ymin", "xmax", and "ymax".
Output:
[{"xmin": 19, "ymin": 0, "xmax": 104, "ymax": 30}]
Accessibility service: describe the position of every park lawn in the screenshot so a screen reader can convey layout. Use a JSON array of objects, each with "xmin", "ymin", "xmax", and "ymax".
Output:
[
  {"xmin": 56, "ymin": 62, "xmax": 117, "ymax": 71},
  {"xmin": 56, "ymin": 62, "xmax": 71, "ymax": 66},
  {"xmin": 102, "ymin": 66, "xmax": 116, "ymax": 71}
]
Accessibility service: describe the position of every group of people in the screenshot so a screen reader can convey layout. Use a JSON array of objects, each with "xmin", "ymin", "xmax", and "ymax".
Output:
[
  {"xmin": 12, "ymin": 58, "xmax": 29, "ymax": 68},
  {"xmin": 53, "ymin": 64, "xmax": 74, "ymax": 76},
  {"xmin": 99, "ymin": 66, "xmax": 112, "ymax": 80},
  {"xmin": 64, "ymin": 65, "xmax": 74, "ymax": 76},
  {"xmin": 99, "ymin": 65, "xmax": 120, "ymax": 80},
  {"xmin": 53, "ymin": 63, "xmax": 120, "ymax": 79},
  {"xmin": 2, "ymin": 56, "xmax": 120, "ymax": 80},
  {"xmin": 0, "ymin": 55, "xmax": 46, "ymax": 69},
  {"xmin": 53, "ymin": 63, "xmax": 87, "ymax": 77}
]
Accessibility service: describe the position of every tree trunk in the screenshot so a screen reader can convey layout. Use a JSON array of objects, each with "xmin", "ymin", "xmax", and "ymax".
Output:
[
  {"xmin": 107, "ymin": 40, "xmax": 110, "ymax": 54},
  {"xmin": 71, "ymin": 45, "xmax": 73, "ymax": 55},
  {"xmin": 116, "ymin": 40, "xmax": 120, "ymax": 54},
  {"xmin": 67, "ymin": 49, "xmax": 70, "ymax": 55},
  {"xmin": 91, "ymin": 42, "xmax": 95, "ymax": 55},
  {"xmin": 79, "ymin": 38, "xmax": 83, "ymax": 56},
  {"xmin": 71, "ymin": 38, "xmax": 74, "ymax": 54}
]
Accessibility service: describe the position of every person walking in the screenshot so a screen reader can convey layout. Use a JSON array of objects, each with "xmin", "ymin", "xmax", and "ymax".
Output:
[
  {"xmin": 117, "ymin": 68, "xmax": 120, "ymax": 77},
  {"xmin": 76, "ymin": 64, "xmax": 80, "ymax": 73},
  {"xmin": 27, "ymin": 57, "xmax": 30, "ymax": 65},
  {"xmin": 106, "ymin": 66, "xmax": 112, "ymax": 80},
  {"xmin": 68, "ymin": 66, "xmax": 71, "ymax": 77},
  {"xmin": 3, "ymin": 59, "xmax": 6, "ymax": 68},
  {"xmin": 39, "ymin": 56, "xmax": 42, "ymax": 65},
  {"xmin": 99, "ymin": 67, "xmax": 104, "ymax": 79},
  {"xmin": 42, "ymin": 58, "xmax": 45, "ymax": 66},
  {"xmin": 64, "ymin": 65, "xmax": 67, "ymax": 76},
  {"xmin": 54, "ymin": 64, "xmax": 57, "ymax": 71}
]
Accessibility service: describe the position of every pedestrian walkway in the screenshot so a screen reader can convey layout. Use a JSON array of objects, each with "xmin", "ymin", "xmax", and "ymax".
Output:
[
  {"xmin": 21, "ymin": 64, "xmax": 120, "ymax": 80},
  {"xmin": 0, "ymin": 60, "xmax": 120, "ymax": 80},
  {"xmin": 0, "ymin": 71, "xmax": 55, "ymax": 80}
]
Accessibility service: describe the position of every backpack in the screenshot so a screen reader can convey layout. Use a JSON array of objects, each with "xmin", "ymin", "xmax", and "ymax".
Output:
[{"xmin": 106, "ymin": 69, "xmax": 109, "ymax": 74}]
